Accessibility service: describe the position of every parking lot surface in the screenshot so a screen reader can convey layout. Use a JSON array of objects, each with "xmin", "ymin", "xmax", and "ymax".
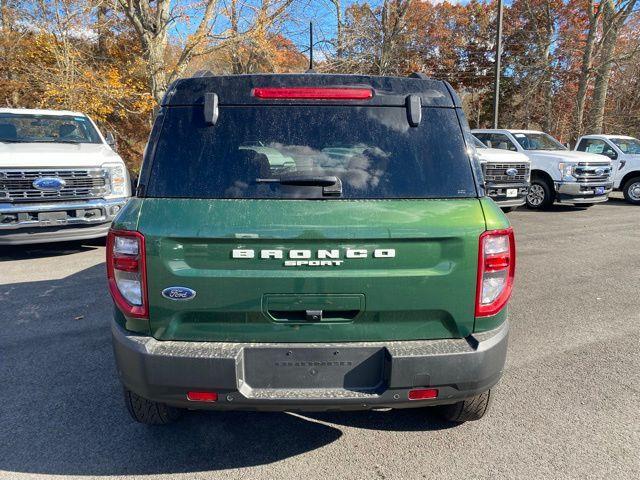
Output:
[{"xmin": 1, "ymin": 194, "xmax": 639, "ymax": 480}]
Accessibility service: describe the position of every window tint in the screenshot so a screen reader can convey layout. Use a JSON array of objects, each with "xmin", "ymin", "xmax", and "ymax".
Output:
[
  {"xmin": 146, "ymin": 106, "xmax": 477, "ymax": 199},
  {"xmin": 474, "ymin": 133, "xmax": 517, "ymax": 151},
  {"xmin": 512, "ymin": 132, "xmax": 565, "ymax": 151},
  {"xmin": 577, "ymin": 139, "xmax": 617, "ymax": 158},
  {"xmin": 0, "ymin": 114, "xmax": 101, "ymax": 144},
  {"xmin": 472, "ymin": 136, "xmax": 487, "ymax": 149},
  {"xmin": 609, "ymin": 137, "xmax": 640, "ymax": 154}
]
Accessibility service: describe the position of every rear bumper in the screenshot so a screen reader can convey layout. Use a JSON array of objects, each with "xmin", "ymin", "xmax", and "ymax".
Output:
[
  {"xmin": 111, "ymin": 320, "xmax": 509, "ymax": 411},
  {"xmin": 555, "ymin": 181, "xmax": 612, "ymax": 204}
]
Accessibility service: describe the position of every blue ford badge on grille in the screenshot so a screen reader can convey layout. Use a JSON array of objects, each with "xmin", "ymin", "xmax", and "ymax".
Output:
[
  {"xmin": 33, "ymin": 177, "xmax": 66, "ymax": 191},
  {"xmin": 162, "ymin": 287, "xmax": 197, "ymax": 301},
  {"xmin": 505, "ymin": 168, "xmax": 518, "ymax": 177}
]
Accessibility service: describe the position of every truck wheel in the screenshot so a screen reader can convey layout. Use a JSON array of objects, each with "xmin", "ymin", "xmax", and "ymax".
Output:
[
  {"xmin": 123, "ymin": 388, "xmax": 183, "ymax": 425},
  {"xmin": 526, "ymin": 179, "xmax": 553, "ymax": 209},
  {"xmin": 438, "ymin": 390, "xmax": 492, "ymax": 423},
  {"xmin": 501, "ymin": 206, "xmax": 515, "ymax": 213},
  {"xmin": 622, "ymin": 177, "xmax": 640, "ymax": 205}
]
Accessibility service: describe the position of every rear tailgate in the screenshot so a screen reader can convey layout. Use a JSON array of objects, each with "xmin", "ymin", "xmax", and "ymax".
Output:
[{"xmin": 140, "ymin": 198, "xmax": 485, "ymax": 342}]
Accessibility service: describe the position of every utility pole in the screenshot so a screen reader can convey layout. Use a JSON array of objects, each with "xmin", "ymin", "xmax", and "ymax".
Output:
[
  {"xmin": 493, "ymin": 0, "xmax": 504, "ymax": 128},
  {"xmin": 308, "ymin": 21, "xmax": 314, "ymax": 72}
]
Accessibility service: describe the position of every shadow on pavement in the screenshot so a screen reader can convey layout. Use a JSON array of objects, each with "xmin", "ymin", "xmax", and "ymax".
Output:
[
  {"xmin": 304, "ymin": 409, "xmax": 457, "ymax": 432},
  {"xmin": 0, "ymin": 238, "xmax": 105, "ymax": 261}
]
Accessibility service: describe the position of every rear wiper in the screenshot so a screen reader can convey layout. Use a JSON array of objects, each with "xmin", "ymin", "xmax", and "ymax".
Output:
[
  {"xmin": 256, "ymin": 175, "xmax": 343, "ymax": 196},
  {"xmin": 256, "ymin": 175, "xmax": 338, "ymax": 187}
]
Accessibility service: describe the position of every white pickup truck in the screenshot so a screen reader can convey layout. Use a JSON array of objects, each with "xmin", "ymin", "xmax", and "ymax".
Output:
[
  {"xmin": 471, "ymin": 135, "xmax": 530, "ymax": 210},
  {"xmin": 575, "ymin": 134, "xmax": 640, "ymax": 205},
  {"xmin": 0, "ymin": 108, "xmax": 131, "ymax": 245},
  {"xmin": 473, "ymin": 129, "xmax": 612, "ymax": 209}
]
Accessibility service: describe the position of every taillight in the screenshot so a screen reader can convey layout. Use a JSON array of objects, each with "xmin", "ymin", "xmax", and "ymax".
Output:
[
  {"xmin": 252, "ymin": 87, "xmax": 373, "ymax": 100},
  {"xmin": 476, "ymin": 228, "xmax": 516, "ymax": 317},
  {"xmin": 107, "ymin": 230, "xmax": 148, "ymax": 319}
]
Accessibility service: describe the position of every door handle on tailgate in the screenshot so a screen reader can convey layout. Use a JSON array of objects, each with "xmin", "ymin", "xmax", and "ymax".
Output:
[{"xmin": 263, "ymin": 294, "xmax": 365, "ymax": 323}]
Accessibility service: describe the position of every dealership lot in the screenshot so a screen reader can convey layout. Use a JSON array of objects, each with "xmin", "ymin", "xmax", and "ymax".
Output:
[{"xmin": 1, "ymin": 194, "xmax": 638, "ymax": 480}]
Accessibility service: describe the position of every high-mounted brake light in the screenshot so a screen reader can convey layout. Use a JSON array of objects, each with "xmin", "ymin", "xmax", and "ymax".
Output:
[
  {"xmin": 252, "ymin": 87, "xmax": 373, "ymax": 100},
  {"xmin": 107, "ymin": 230, "xmax": 148, "ymax": 319},
  {"xmin": 476, "ymin": 228, "xmax": 516, "ymax": 317}
]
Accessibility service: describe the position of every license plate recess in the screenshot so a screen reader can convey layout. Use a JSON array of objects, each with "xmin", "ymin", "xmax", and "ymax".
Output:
[{"xmin": 240, "ymin": 347, "xmax": 387, "ymax": 391}]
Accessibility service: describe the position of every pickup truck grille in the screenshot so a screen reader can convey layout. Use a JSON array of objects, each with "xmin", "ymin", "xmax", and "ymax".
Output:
[
  {"xmin": 573, "ymin": 163, "xmax": 611, "ymax": 183},
  {"xmin": 482, "ymin": 163, "xmax": 530, "ymax": 184},
  {"xmin": 0, "ymin": 169, "xmax": 110, "ymax": 202}
]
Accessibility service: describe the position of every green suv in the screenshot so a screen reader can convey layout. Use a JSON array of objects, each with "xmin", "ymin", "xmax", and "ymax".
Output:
[{"xmin": 108, "ymin": 73, "xmax": 515, "ymax": 425}]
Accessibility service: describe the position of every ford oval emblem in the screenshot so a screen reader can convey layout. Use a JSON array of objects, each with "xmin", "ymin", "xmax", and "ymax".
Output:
[
  {"xmin": 33, "ymin": 177, "xmax": 66, "ymax": 191},
  {"xmin": 595, "ymin": 168, "xmax": 605, "ymax": 176},
  {"xmin": 505, "ymin": 168, "xmax": 518, "ymax": 177},
  {"xmin": 161, "ymin": 287, "xmax": 197, "ymax": 301}
]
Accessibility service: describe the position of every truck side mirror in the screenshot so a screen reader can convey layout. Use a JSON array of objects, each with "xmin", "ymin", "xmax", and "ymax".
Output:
[
  {"xmin": 604, "ymin": 150, "xmax": 618, "ymax": 160},
  {"xmin": 105, "ymin": 131, "xmax": 117, "ymax": 149}
]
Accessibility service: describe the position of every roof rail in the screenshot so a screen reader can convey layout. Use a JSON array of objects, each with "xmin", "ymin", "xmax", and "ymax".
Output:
[
  {"xmin": 408, "ymin": 72, "xmax": 429, "ymax": 80},
  {"xmin": 192, "ymin": 70, "xmax": 213, "ymax": 78}
]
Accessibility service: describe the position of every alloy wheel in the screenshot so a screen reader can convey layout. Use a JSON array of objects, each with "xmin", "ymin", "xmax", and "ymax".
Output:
[
  {"xmin": 628, "ymin": 181, "xmax": 640, "ymax": 201},
  {"xmin": 527, "ymin": 184, "xmax": 545, "ymax": 207}
]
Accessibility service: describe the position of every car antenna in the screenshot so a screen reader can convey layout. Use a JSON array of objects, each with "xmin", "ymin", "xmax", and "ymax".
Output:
[{"xmin": 306, "ymin": 21, "xmax": 315, "ymax": 73}]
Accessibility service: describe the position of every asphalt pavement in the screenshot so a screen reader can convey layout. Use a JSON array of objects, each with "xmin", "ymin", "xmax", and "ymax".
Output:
[{"xmin": 1, "ymin": 193, "xmax": 638, "ymax": 480}]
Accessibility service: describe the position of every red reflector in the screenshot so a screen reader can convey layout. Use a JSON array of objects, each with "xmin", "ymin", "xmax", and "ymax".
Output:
[
  {"xmin": 113, "ymin": 256, "xmax": 139, "ymax": 272},
  {"xmin": 408, "ymin": 388, "xmax": 439, "ymax": 400},
  {"xmin": 187, "ymin": 391, "xmax": 218, "ymax": 402},
  {"xmin": 252, "ymin": 87, "xmax": 373, "ymax": 100},
  {"xmin": 485, "ymin": 254, "xmax": 510, "ymax": 271}
]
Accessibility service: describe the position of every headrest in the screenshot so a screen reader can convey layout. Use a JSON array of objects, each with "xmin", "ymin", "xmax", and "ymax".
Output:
[
  {"xmin": 0, "ymin": 123, "xmax": 17, "ymax": 140},
  {"xmin": 59, "ymin": 124, "xmax": 77, "ymax": 137}
]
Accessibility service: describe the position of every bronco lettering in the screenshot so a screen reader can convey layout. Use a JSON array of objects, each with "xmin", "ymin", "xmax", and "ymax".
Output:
[{"xmin": 232, "ymin": 248, "xmax": 396, "ymax": 266}]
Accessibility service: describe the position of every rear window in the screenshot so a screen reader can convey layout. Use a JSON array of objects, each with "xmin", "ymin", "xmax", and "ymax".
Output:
[{"xmin": 146, "ymin": 106, "xmax": 477, "ymax": 199}]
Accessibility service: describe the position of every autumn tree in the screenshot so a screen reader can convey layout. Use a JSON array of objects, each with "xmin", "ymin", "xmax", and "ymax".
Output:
[
  {"xmin": 588, "ymin": 0, "xmax": 638, "ymax": 133},
  {"xmin": 117, "ymin": 0, "xmax": 222, "ymax": 104}
]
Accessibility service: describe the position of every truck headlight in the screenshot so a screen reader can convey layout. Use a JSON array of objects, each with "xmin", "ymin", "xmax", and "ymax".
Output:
[
  {"xmin": 558, "ymin": 162, "xmax": 575, "ymax": 181},
  {"xmin": 103, "ymin": 163, "xmax": 130, "ymax": 198}
]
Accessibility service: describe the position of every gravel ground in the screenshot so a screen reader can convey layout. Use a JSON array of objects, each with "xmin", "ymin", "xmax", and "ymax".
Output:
[{"xmin": 1, "ymin": 194, "xmax": 638, "ymax": 480}]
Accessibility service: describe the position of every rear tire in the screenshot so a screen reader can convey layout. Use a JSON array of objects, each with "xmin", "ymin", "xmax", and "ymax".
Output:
[
  {"xmin": 501, "ymin": 206, "xmax": 517, "ymax": 213},
  {"xmin": 438, "ymin": 390, "xmax": 492, "ymax": 423},
  {"xmin": 123, "ymin": 388, "xmax": 183, "ymax": 425},
  {"xmin": 622, "ymin": 176, "xmax": 640, "ymax": 205},
  {"xmin": 526, "ymin": 178, "xmax": 554, "ymax": 209}
]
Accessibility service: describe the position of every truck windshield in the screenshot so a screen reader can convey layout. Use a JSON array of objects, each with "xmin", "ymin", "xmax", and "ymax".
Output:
[
  {"xmin": 512, "ymin": 132, "xmax": 566, "ymax": 151},
  {"xmin": 147, "ymin": 105, "xmax": 478, "ymax": 199},
  {"xmin": 0, "ymin": 113, "xmax": 101, "ymax": 144},
  {"xmin": 472, "ymin": 136, "xmax": 487, "ymax": 149},
  {"xmin": 610, "ymin": 137, "xmax": 640, "ymax": 154}
]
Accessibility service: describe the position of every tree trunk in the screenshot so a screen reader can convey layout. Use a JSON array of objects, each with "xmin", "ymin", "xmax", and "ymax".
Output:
[
  {"xmin": 96, "ymin": 3, "xmax": 108, "ymax": 58},
  {"xmin": 589, "ymin": 0, "xmax": 617, "ymax": 134},
  {"xmin": 147, "ymin": 39, "xmax": 169, "ymax": 105},
  {"xmin": 541, "ymin": 1, "xmax": 554, "ymax": 133},
  {"xmin": 572, "ymin": 6, "xmax": 598, "ymax": 141},
  {"xmin": 331, "ymin": 0, "xmax": 343, "ymax": 58}
]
